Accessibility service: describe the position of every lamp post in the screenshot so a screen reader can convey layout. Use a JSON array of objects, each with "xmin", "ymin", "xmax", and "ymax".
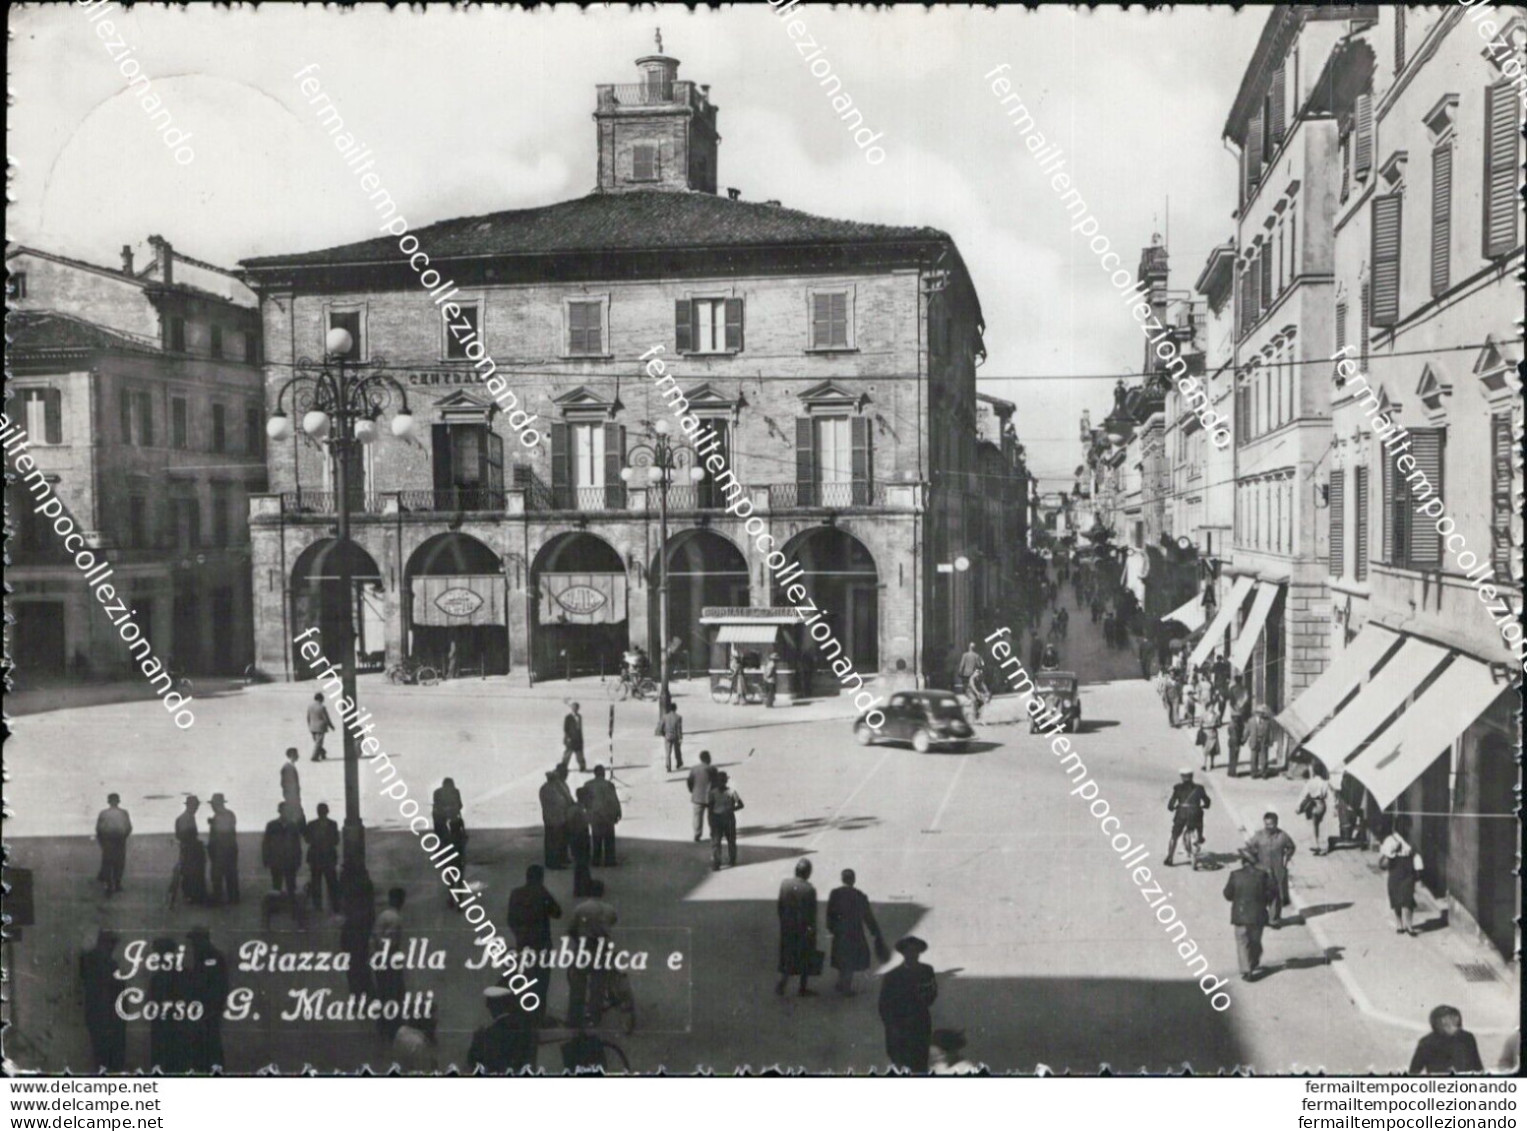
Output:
[
  {"xmin": 621, "ymin": 418, "xmax": 704, "ymax": 722},
  {"xmin": 267, "ymin": 327, "xmax": 413, "ymax": 884}
]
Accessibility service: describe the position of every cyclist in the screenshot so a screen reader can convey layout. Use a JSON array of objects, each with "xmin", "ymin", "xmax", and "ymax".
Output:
[{"xmin": 1165, "ymin": 769, "xmax": 1211, "ymax": 870}]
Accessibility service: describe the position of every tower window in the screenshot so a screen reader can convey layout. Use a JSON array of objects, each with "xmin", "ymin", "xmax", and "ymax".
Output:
[{"xmin": 632, "ymin": 143, "xmax": 659, "ymax": 182}]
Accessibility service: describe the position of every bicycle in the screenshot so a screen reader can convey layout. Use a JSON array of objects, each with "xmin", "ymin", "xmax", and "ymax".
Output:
[
  {"xmin": 608, "ymin": 671, "xmax": 657, "ymax": 701},
  {"xmin": 165, "ymin": 860, "xmax": 182, "ymax": 910},
  {"xmin": 387, "ymin": 657, "xmax": 441, "ymax": 686},
  {"xmin": 710, "ymin": 676, "xmax": 762, "ymax": 705}
]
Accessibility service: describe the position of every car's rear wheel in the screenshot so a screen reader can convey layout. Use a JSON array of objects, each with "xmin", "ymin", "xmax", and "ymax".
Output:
[
  {"xmin": 912, "ymin": 729, "xmax": 932, "ymax": 753},
  {"xmin": 854, "ymin": 723, "xmax": 876, "ymax": 747}
]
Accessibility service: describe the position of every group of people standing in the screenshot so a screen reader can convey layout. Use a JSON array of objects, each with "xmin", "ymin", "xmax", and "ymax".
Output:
[
  {"xmin": 775, "ymin": 860, "xmax": 966, "ymax": 1073},
  {"xmin": 1157, "ymin": 657, "xmax": 1276, "ymax": 780}
]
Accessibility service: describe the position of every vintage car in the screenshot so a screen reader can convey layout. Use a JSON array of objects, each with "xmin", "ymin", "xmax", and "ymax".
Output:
[
  {"xmin": 854, "ymin": 690, "xmax": 974, "ymax": 753},
  {"xmin": 1031, "ymin": 670, "xmax": 1081, "ymax": 733}
]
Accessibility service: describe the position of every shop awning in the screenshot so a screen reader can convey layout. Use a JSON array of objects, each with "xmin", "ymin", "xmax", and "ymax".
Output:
[
  {"xmin": 1229, "ymin": 582, "xmax": 1281, "ymax": 672},
  {"xmin": 1161, "ymin": 593, "xmax": 1207, "ymax": 632},
  {"xmin": 1187, "ymin": 575, "xmax": 1255, "ymax": 669},
  {"xmin": 715, "ymin": 624, "xmax": 783, "ymax": 645},
  {"xmin": 411, "ymin": 574, "xmax": 505, "ymax": 627},
  {"xmin": 1345, "ymin": 654, "xmax": 1503, "ymax": 810},
  {"xmin": 1275, "ymin": 624, "xmax": 1401, "ymax": 746},
  {"xmin": 1304, "ymin": 636, "xmax": 1451, "ymax": 769}
]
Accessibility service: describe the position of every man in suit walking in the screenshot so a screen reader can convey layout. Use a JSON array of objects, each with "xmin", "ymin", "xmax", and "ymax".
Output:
[
  {"xmin": 1223, "ymin": 847, "xmax": 1277, "ymax": 980},
  {"xmin": 560, "ymin": 702, "xmax": 587, "ymax": 772},
  {"xmin": 307, "ymin": 693, "xmax": 334, "ymax": 761},
  {"xmin": 539, "ymin": 769, "xmax": 572, "ymax": 868},
  {"xmin": 879, "ymin": 936, "xmax": 938, "ymax": 1072}
]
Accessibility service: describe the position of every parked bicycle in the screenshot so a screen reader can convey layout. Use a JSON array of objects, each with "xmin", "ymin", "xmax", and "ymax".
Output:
[{"xmin": 387, "ymin": 657, "xmax": 441, "ymax": 686}]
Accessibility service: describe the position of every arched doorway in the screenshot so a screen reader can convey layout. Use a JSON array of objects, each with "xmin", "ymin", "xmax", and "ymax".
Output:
[
  {"xmin": 650, "ymin": 529, "xmax": 750, "ymax": 675},
  {"xmin": 290, "ymin": 538, "xmax": 384, "ymax": 678},
  {"xmin": 779, "ymin": 528, "xmax": 879, "ymax": 672},
  {"xmin": 405, "ymin": 533, "xmax": 507, "ymax": 676},
  {"xmin": 531, "ymin": 532, "xmax": 627, "ymax": 680}
]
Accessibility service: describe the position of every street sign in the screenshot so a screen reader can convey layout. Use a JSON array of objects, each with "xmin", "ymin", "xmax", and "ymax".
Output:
[{"xmin": 936, "ymin": 563, "xmax": 954, "ymax": 573}]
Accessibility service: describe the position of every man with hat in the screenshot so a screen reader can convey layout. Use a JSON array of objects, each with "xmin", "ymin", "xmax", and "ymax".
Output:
[
  {"xmin": 466, "ymin": 985, "xmax": 537, "ymax": 1073},
  {"xmin": 1225, "ymin": 673, "xmax": 1253, "ymax": 775},
  {"xmin": 1246, "ymin": 702, "xmax": 1275, "ymax": 779},
  {"xmin": 262, "ymin": 803, "xmax": 305, "ymax": 924},
  {"xmin": 79, "ymin": 929, "xmax": 126, "ymax": 1070},
  {"xmin": 1165, "ymin": 769, "xmax": 1211, "ymax": 869},
  {"xmin": 94, "ymin": 792, "xmax": 132, "ymax": 897},
  {"xmin": 776, "ymin": 859, "xmax": 819, "ymax": 997},
  {"xmin": 878, "ymin": 936, "xmax": 938, "ymax": 1073},
  {"xmin": 207, "ymin": 793, "xmax": 240, "ymax": 906},
  {"xmin": 304, "ymin": 801, "xmax": 341, "ymax": 912},
  {"xmin": 174, "ymin": 795, "xmax": 209, "ymax": 906},
  {"xmin": 1223, "ymin": 847, "xmax": 1277, "ymax": 980},
  {"xmin": 539, "ymin": 768, "xmax": 572, "ymax": 868},
  {"xmin": 185, "ymin": 926, "xmax": 230, "ymax": 1071}
]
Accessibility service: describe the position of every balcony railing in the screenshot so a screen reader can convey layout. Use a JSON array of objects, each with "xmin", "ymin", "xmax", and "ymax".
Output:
[
  {"xmin": 768, "ymin": 482, "xmax": 881, "ymax": 509},
  {"xmin": 548, "ymin": 485, "xmax": 626, "ymax": 512},
  {"xmin": 282, "ymin": 490, "xmax": 383, "ymax": 515},
  {"xmin": 596, "ymin": 80, "xmax": 708, "ymax": 110},
  {"xmin": 396, "ymin": 488, "xmax": 507, "ymax": 513}
]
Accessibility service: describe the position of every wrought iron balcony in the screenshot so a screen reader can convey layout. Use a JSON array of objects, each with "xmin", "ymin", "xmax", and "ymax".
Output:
[
  {"xmin": 396, "ymin": 488, "xmax": 507, "ymax": 513},
  {"xmin": 767, "ymin": 482, "xmax": 881, "ymax": 509},
  {"xmin": 281, "ymin": 489, "xmax": 383, "ymax": 515},
  {"xmin": 596, "ymin": 80, "xmax": 707, "ymax": 111}
]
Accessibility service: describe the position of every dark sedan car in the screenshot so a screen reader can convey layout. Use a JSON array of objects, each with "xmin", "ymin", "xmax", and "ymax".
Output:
[{"xmin": 854, "ymin": 691, "xmax": 974, "ymax": 752}]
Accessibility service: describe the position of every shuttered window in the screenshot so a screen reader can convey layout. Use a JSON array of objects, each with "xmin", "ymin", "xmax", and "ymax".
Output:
[
  {"xmin": 1394, "ymin": 9, "xmax": 1406, "ymax": 74},
  {"xmin": 1491, "ymin": 413, "xmax": 1515, "ymax": 583},
  {"xmin": 1354, "ymin": 94, "xmax": 1374, "ymax": 180},
  {"xmin": 567, "ymin": 301, "xmax": 604, "ymax": 355},
  {"xmin": 1335, "ymin": 299, "xmax": 1348, "ymax": 360},
  {"xmin": 810, "ymin": 292, "xmax": 849, "ymax": 349},
  {"xmin": 1483, "ymin": 82, "xmax": 1521, "ymax": 258},
  {"xmin": 1370, "ymin": 194, "xmax": 1402, "ymax": 326},
  {"xmin": 1387, "ymin": 429, "xmax": 1445, "ymax": 569},
  {"xmin": 1246, "ymin": 112, "xmax": 1264, "ymax": 194},
  {"xmin": 1430, "ymin": 143, "xmax": 1452, "ymax": 296},
  {"xmin": 1260, "ymin": 249, "xmax": 1273, "ymax": 313},
  {"xmin": 1269, "ymin": 67, "xmax": 1287, "ymax": 148},
  {"xmin": 1248, "ymin": 254, "xmax": 1262, "ymax": 326},
  {"xmin": 1354, "ymin": 465, "xmax": 1370, "ymax": 581},
  {"xmin": 1329, "ymin": 469, "xmax": 1346, "ymax": 577}
]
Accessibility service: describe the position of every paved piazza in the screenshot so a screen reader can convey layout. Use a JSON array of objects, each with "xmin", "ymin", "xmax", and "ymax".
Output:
[{"xmin": 10, "ymin": 596, "xmax": 1466, "ymax": 1075}]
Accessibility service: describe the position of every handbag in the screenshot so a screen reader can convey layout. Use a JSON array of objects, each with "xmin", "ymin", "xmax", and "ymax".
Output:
[
  {"xmin": 873, "ymin": 936, "xmax": 891, "ymax": 964},
  {"xmin": 806, "ymin": 948, "xmax": 826, "ymax": 976},
  {"xmin": 1194, "ymin": 727, "xmax": 1206, "ymax": 746}
]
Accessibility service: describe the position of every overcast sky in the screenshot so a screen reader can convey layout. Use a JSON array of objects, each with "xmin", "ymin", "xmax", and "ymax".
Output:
[{"xmin": 9, "ymin": 3, "xmax": 1268, "ymax": 486}]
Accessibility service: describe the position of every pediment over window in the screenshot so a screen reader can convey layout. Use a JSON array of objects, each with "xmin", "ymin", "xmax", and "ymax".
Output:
[
  {"xmin": 1416, "ymin": 364, "xmax": 1452, "ymax": 420},
  {"xmin": 1481, "ymin": 17, "xmax": 1526, "ymax": 72},
  {"xmin": 1473, "ymin": 334, "xmax": 1519, "ymax": 398},
  {"xmin": 797, "ymin": 380, "xmax": 867, "ymax": 413},
  {"xmin": 553, "ymin": 385, "xmax": 619, "ymax": 420},
  {"xmin": 433, "ymin": 389, "xmax": 496, "ymax": 422},
  {"xmin": 682, "ymin": 382, "xmax": 740, "ymax": 415},
  {"xmin": 1379, "ymin": 150, "xmax": 1408, "ymax": 189}
]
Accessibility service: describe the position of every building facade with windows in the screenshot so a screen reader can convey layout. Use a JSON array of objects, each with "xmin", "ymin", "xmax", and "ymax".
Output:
[
  {"xmin": 1311, "ymin": 4, "xmax": 1522, "ymax": 962},
  {"xmin": 241, "ymin": 46, "xmax": 1014, "ymax": 689},
  {"xmin": 4, "ymin": 240, "xmax": 266, "ymax": 678},
  {"xmin": 1216, "ymin": 7, "xmax": 1356, "ymax": 715}
]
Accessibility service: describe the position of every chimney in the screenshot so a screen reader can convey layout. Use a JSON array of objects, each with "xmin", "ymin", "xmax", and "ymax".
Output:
[
  {"xmin": 146, "ymin": 235, "xmax": 173, "ymax": 286},
  {"xmin": 727, "ymin": 188, "xmax": 741, "ymax": 201},
  {"xmin": 120, "ymin": 245, "xmax": 135, "ymax": 275}
]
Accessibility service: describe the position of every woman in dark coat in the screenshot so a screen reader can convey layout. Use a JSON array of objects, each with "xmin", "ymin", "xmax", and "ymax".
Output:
[
  {"xmin": 827, "ymin": 869, "xmax": 885, "ymax": 995},
  {"xmin": 775, "ymin": 859, "xmax": 818, "ymax": 996},
  {"xmin": 878, "ymin": 936, "xmax": 938, "ymax": 1073}
]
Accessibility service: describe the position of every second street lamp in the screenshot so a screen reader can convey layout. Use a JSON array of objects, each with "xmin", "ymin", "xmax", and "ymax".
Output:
[
  {"xmin": 267, "ymin": 326, "xmax": 413, "ymax": 888},
  {"xmin": 621, "ymin": 418, "xmax": 704, "ymax": 722}
]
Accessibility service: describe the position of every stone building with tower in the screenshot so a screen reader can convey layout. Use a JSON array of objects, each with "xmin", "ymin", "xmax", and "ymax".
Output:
[{"xmin": 240, "ymin": 41, "xmax": 1022, "ymax": 689}]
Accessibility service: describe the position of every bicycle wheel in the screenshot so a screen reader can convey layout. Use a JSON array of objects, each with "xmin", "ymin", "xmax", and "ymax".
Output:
[
  {"xmin": 387, "ymin": 666, "xmax": 406, "ymax": 685},
  {"xmin": 417, "ymin": 666, "xmax": 441, "ymax": 687},
  {"xmin": 637, "ymin": 678, "xmax": 657, "ymax": 700},
  {"xmin": 165, "ymin": 862, "xmax": 181, "ymax": 910}
]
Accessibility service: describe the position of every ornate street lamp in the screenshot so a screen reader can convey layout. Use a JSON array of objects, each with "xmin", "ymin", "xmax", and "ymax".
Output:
[
  {"xmin": 266, "ymin": 327, "xmax": 413, "ymax": 884},
  {"xmin": 621, "ymin": 418, "xmax": 704, "ymax": 721}
]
